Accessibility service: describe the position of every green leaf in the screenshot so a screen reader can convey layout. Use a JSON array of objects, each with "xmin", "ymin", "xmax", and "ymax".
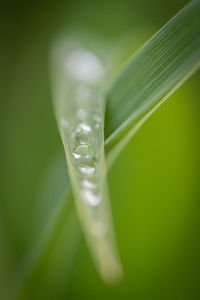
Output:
[
  {"xmin": 105, "ymin": 0, "xmax": 200, "ymax": 165},
  {"xmin": 51, "ymin": 39, "xmax": 122, "ymax": 282}
]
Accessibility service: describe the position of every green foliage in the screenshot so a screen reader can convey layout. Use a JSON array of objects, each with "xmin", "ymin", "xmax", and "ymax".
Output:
[{"xmin": 2, "ymin": 0, "xmax": 200, "ymax": 299}]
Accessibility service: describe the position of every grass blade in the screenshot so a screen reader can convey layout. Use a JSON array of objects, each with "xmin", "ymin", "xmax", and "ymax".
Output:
[
  {"xmin": 51, "ymin": 39, "xmax": 122, "ymax": 282},
  {"xmin": 105, "ymin": 0, "xmax": 200, "ymax": 164}
]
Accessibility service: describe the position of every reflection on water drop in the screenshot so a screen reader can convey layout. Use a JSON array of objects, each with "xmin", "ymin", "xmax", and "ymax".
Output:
[
  {"xmin": 78, "ymin": 123, "xmax": 91, "ymax": 132},
  {"xmin": 82, "ymin": 180, "xmax": 96, "ymax": 189},
  {"xmin": 72, "ymin": 144, "xmax": 96, "ymax": 166},
  {"xmin": 78, "ymin": 165, "xmax": 95, "ymax": 176},
  {"xmin": 83, "ymin": 190, "xmax": 101, "ymax": 206},
  {"xmin": 75, "ymin": 123, "xmax": 93, "ymax": 145}
]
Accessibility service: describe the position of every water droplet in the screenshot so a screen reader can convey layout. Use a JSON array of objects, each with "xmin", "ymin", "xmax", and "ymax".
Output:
[
  {"xmin": 77, "ymin": 109, "xmax": 88, "ymax": 120},
  {"xmin": 78, "ymin": 165, "xmax": 95, "ymax": 176},
  {"xmin": 93, "ymin": 113, "xmax": 102, "ymax": 124},
  {"xmin": 83, "ymin": 190, "xmax": 101, "ymax": 206},
  {"xmin": 79, "ymin": 123, "xmax": 91, "ymax": 132},
  {"xmin": 72, "ymin": 144, "xmax": 96, "ymax": 166},
  {"xmin": 75, "ymin": 123, "xmax": 93, "ymax": 145},
  {"xmin": 82, "ymin": 180, "xmax": 96, "ymax": 189}
]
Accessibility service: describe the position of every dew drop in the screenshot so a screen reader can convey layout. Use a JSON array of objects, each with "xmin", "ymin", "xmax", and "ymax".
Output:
[
  {"xmin": 75, "ymin": 123, "xmax": 93, "ymax": 145},
  {"xmin": 77, "ymin": 109, "xmax": 88, "ymax": 120},
  {"xmin": 93, "ymin": 113, "xmax": 102, "ymax": 124},
  {"xmin": 83, "ymin": 190, "xmax": 101, "ymax": 206},
  {"xmin": 82, "ymin": 180, "xmax": 96, "ymax": 189},
  {"xmin": 78, "ymin": 123, "xmax": 91, "ymax": 132},
  {"xmin": 78, "ymin": 165, "xmax": 95, "ymax": 176},
  {"xmin": 72, "ymin": 144, "xmax": 96, "ymax": 166}
]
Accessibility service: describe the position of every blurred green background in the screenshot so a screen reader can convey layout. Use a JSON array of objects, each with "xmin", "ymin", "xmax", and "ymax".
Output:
[{"xmin": 1, "ymin": 0, "xmax": 200, "ymax": 299}]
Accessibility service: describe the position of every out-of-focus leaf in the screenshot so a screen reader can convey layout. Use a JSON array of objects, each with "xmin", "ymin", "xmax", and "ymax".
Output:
[{"xmin": 6, "ymin": 155, "xmax": 80, "ymax": 300}]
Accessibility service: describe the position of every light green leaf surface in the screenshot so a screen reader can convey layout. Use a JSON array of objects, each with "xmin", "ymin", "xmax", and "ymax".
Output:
[
  {"xmin": 105, "ymin": 0, "xmax": 200, "ymax": 165},
  {"xmin": 51, "ymin": 40, "xmax": 122, "ymax": 282}
]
